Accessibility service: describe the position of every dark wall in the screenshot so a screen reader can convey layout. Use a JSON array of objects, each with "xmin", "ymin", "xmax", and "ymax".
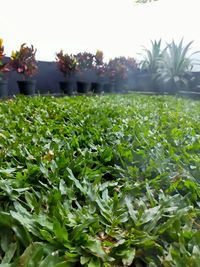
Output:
[
  {"xmin": 7, "ymin": 61, "xmax": 61, "ymax": 95},
  {"xmin": 5, "ymin": 59, "xmax": 99, "ymax": 96},
  {"xmin": 4, "ymin": 57, "xmax": 200, "ymax": 95}
]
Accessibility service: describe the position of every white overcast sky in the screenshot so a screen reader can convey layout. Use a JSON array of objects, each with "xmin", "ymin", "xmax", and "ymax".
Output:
[{"xmin": 1, "ymin": 0, "xmax": 200, "ymax": 65}]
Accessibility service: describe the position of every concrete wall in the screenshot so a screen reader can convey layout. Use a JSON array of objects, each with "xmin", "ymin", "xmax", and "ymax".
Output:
[
  {"xmin": 4, "ymin": 58, "xmax": 200, "ymax": 95},
  {"xmin": 5, "ymin": 59, "xmax": 100, "ymax": 96}
]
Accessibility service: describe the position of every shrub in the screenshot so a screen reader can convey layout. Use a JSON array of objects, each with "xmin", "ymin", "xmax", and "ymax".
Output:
[
  {"xmin": 56, "ymin": 50, "xmax": 78, "ymax": 80},
  {"xmin": 75, "ymin": 52, "xmax": 95, "ymax": 72},
  {"xmin": 107, "ymin": 57, "xmax": 138, "ymax": 81},
  {"xmin": 10, "ymin": 43, "xmax": 38, "ymax": 79},
  {"xmin": 0, "ymin": 38, "xmax": 10, "ymax": 80}
]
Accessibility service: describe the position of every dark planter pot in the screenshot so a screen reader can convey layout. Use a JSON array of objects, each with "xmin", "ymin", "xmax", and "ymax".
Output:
[
  {"xmin": 77, "ymin": 81, "xmax": 90, "ymax": 94},
  {"xmin": 17, "ymin": 80, "xmax": 36, "ymax": 95},
  {"xmin": 103, "ymin": 83, "xmax": 115, "ymax": 93},
  {"xmin": 0, "ymin": 80, "xmax": 8, "ymax": 98},
  {"xmin": 59, "ymin": 81, "xmax": 74, "ymax": 95},
  {"xmin": 91, "ymin": 82, "xmax": 103, "ymax": 94}
]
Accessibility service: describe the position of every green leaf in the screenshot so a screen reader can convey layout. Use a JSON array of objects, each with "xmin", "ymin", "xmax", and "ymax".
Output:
[
  {"xmin": 0, "ymin": 168, "xmax": 16, "ymax": 175},
  {"xmin": 121, "ymin": 248, "xmax": 135, "ymax": 266},
  {"xmin": 88, "ymin": 258, "xmax": 101, "ymax": 267},
  {"xmin": 125, "ymin": 196, "xmax": 137, "ymax": 223},
  {"xmin": 53, "ymin": 219, "xmax": 68, "ymax": 242},
  {"xmin": 1, "ymin": 242, "xmax": 17, "ymax": 264},
  {"xmin": 80, "ymin": 256, "xmax": 90, "ymax": 265}
]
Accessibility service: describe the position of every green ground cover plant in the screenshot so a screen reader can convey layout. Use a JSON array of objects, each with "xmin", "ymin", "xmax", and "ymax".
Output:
[{"xmin": 0, "ymin": 94, "xmax": 200, "ymax": 266}]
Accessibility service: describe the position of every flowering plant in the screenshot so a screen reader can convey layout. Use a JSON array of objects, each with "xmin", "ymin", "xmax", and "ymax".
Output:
[
  {"xmin": 0, "ymin": 39, "xmax": 10, "ymax": 80},
  {"xmin": 107, "ymin": 57, "xmax": 138, "ymax": 81},
  {"xmin": 107, "ymin": 57, "xmax": 126, "ymax": 81},
  {"xmin": 93, "ymin": 50, "xmax": 106, "ymax": 77},
  {"xmin": 94, "ymin": 50, "xmax": 103, "ymax": 66},
  {"xmin": 11, "ymin": 43, "xmax": 38, "ymax": 80},
  {"xmin": 56, "ymin": 50, "xmax": 77, "ymax": 79},
  {"xmin": 75, "ymin": 52, "xmax": 94, "ymax": 71},
  {"xmin": 123, "ymin": 57, "xmax": 138, "ymax": 72}
]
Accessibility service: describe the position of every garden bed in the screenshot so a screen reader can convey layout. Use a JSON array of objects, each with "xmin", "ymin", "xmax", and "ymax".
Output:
[{"xmin": 0, "ymin": 94, "xmax": 200, "ymax": 266}]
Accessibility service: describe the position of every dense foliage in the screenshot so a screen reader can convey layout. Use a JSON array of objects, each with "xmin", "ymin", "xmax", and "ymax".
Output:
[
  {"xmin": 141, "ymin": 39, "xmax": 198, "ymax": 91},
  {"xmin": 56, "ymin": 51, "xmax": 78, "ymax": 79},
  {"xmin": 10, "ymin": 44, "xmax": 38, "ymax": 79},
  {"xmin": 107, "ymin": 57, "xmax": 138, "ymax": 81},
  {"xmin": 0, "ymin": 95, "xmax": 200, "ymax": 266},
  {"xmin": 75, "ymin": 52, "xmax": 95, "ymax": 72},
  {"xmin": 0, "ymin": 39, "xmax": 10, "ymax": 79}
]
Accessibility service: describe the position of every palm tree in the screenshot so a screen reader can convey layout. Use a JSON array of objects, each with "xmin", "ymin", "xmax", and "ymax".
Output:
[
  {"xmin": 140, "ymin": 39, "xmax": 164, "ymax": 91},
  {"xmin": 141, "ymin": 39, "xmax": 163, "ymax": 74},
  {"xmin": 157, "ymin": 39, "xmax": 198, "ymax": 93}
]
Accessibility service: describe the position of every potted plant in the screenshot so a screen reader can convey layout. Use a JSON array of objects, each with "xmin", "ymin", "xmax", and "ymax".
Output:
[
  {"xmin": 102, "ymin": 62, "xmax": 115, "ymax": 93},
  {"xmin": 91, "ymin": 50, "xmax": 105, "ymax": 94},
  {"xmin": 107, "ymin": 57, "xmax": 129, "ymax": 93},
  {"xmin": 10, "ymin": 43, "xmax": 38, "ymax": 95},
  {"xmin": 0, "ymin": 39, "xmax": 10, "ymax": 98},
  {"xmin": 56, "ymin": 50, "xmax": 77, "ymax": 95},
  {"xmin": 75, "ymin": 52, "xmax": 94, "ymax": 94}
]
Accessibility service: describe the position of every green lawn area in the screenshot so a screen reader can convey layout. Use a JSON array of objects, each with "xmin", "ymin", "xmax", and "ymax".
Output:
[{"xmin": 0, "ymin": 94, "xmax": 200, "ymax": 267}]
